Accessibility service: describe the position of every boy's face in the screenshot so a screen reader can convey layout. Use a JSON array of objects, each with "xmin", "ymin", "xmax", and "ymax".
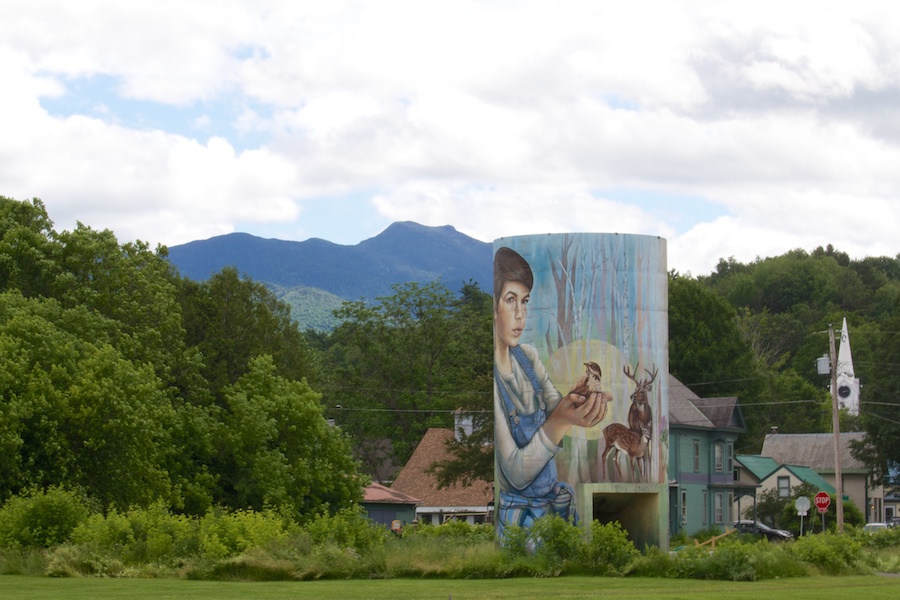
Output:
[{"xmin": 494, "ymin": 280, "xmax": 529, "ymax": 349}]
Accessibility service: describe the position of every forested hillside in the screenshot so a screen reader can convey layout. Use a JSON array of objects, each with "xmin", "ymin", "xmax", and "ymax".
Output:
[{"xmin": 682, "ymin": 246, "xmax": 900, "ymax": 480}]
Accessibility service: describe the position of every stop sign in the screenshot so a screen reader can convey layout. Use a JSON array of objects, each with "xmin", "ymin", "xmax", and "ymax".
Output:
[{"xmin": 815, "ymin": 491, "xmax": 831, "ymax": 512}]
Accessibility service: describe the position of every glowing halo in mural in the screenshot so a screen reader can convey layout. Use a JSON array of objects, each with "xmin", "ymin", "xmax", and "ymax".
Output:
[{"xmin": 545, "ymin": 339, "xmax": 628, "ymax": 441}]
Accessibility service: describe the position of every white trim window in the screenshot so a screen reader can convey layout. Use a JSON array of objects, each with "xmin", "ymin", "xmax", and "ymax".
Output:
[
  {"xmin": 714, "ymin": 442, "xmax": 724, "ymax": 472},
  {"xmin": 777, "ymin": 476, "xmax": 790, "ymax": 498}
]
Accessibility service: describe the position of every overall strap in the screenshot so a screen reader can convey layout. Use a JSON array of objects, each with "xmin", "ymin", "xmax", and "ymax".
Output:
[
  {"xmin": 510, "ymin": 345, "xmax": 541, "ymax": 395},
  {"xmin": 495, "ymin": 365, "xmax": 521, "ymax": 428}
]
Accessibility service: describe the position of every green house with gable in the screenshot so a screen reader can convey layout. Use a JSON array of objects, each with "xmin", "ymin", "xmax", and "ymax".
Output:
[
  {"xmin": 734, "ymin": 455, "xmax": 835, "ymax": 524},
  {"xmin": 667, "ymin": 375, "xmax": 756, "ymax": 537}
]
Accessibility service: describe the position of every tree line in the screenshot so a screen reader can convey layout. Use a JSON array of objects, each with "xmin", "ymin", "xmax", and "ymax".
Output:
[
  {"xmin": 0, "ymin": 197, "xmax": 361, "ymax": 518},
  {"xmin": 3, "ymin": 195, "xmax": 899, "ymax": 518}
]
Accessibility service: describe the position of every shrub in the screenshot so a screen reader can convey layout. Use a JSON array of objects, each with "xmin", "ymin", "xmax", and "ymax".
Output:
[
  {"xmin": 498, "ymin": 523, "xmax": 531, "ymax": 557},
  {"xmin": 70, "ymin": 502, "xmax": 198, "ymax": 565},
  {"xmin": 790, "ymin": 532, "xmax": 865, "ymax": 575},
  {"xmin": 626, "ymin": 545, "xmax": 678, "ymax": 578},
  {"xmin": 302, "ymin": 506, "xmax": 387, "ymax": 552},
  {"xmin": 852, "ymin": 523, "xmax": 900, "ymax": 549},
  {"xmin": 407, "ymin": 519, "xmax": 494, "ymax": 543},
  {"xmin": 497, "ymin": 516, "xmax": 641, "ymax": 577},
  {"xmin": 528, "ymin": 514, "xmax": 583, "ymax": 572},
  {"xmin": 578, "ymin": 520, "xmax": 639, "ymax": 575},
  {"xmin": 0, "ymin": 487, "xmax": 91, "ymax": 549},
  {"xmin": 70, "ymin": 510, "xmax": 134, "ymax": 553},
  {"xmin": 747, "ymin": 540, "xmax": 809, "ymax": 579},
  {"xmin": 123, "ymin": 501, "xmax": 198, "ymax": 562},
  {"xmin": 199, "ymin": 508, "xmax": 291, "ymax": 559},
  {"xmin": 692, "ymin": 539, "xmax": 757, "ymax": 581}
]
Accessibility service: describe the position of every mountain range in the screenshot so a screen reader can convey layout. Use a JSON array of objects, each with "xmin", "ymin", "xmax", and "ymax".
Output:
[{"xmin": 166, "ymin": 222, "xmax": 493, "ymax": 330}]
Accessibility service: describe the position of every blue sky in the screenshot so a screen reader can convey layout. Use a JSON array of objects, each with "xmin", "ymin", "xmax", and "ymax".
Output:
[{"xmin": 2, "ymin": 1, "xmax": 899, "ymax": 275}]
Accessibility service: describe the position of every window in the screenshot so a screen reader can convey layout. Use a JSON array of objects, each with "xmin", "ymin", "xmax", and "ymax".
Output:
[
  {"xmin": 726, "ymin": 441, "xmax": 734, "ymax": 472},
  {"xmin": 777, "ymin": 476, "xmax": 790, "ymax": 498},
  {"xmin": 714, "ymin": 442, "xmax": 724, "ymax": 472},
  {"xmin": 702, "ymin": 490, "xmax": 709, "ymax": 526},
  {"xmin": 714, "ymin": 492, "xmax": 724, "ymax": 524},
  {"xmin": 727, "ymin": 492, "xmax": 734, "ymax": 522},
  {"xmin": 693, "ymin": 440, "xmax": 700, "ymax": 472},
  {"xmin": 681, "ymin": 490, "xmax": 687, "ymax": 525}
]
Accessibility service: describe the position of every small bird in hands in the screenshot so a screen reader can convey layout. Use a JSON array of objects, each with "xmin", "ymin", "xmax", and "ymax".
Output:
[
  {"xmin": 568, "ymin": 361, "xmax": 613, "ymax": 423},
  {"xmin": 570, "ymin": 361, "xmax": 603, "ymax": 396}
]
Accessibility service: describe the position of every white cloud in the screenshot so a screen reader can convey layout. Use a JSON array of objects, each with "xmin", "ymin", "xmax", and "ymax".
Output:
[
  {"xmin": 0, "ymin": 1, "xmax": 898, "ymax": 273},
  {"xmin": 372, "ymin": 184, "xmax": 678, "ymax": 244}
]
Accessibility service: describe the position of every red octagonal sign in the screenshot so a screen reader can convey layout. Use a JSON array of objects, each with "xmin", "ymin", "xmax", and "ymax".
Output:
[{"xmin": 815, "ymin": 491, "xmax": 831, "ymax": 511}]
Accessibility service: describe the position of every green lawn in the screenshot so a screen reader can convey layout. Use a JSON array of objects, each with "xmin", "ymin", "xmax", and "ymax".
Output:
[{"xmin": 2, "ymin": 575, "xmax": 900, "ymax": 600}]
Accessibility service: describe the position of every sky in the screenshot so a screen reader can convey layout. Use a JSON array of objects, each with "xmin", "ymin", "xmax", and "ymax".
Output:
[{"xmin": 2, "ymin": 1, "xmax": 899, "ymax": 276}]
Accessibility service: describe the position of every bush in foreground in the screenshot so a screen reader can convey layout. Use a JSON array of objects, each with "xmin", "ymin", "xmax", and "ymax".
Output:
[
  {"xmin": 0, "ymin": 487, "xmax": 91, "ymax": 549},
  {"xmin": 3, "ymin": 496, "xmax": 896, "ymax": 581}
]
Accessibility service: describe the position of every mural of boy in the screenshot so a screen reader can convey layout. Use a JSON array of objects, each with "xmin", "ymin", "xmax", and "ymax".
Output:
[{"xmin": 493, "ymin": 246, "xmax": 605, "ymax": 540}]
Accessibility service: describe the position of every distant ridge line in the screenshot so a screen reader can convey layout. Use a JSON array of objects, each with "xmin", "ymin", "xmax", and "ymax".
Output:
[{"xmin": 166, "ymin": 221, "xmax": 493, "ymax": 302}]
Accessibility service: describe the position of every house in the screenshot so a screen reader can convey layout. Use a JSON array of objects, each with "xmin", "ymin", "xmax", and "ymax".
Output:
[
  {"xmin": 362, "ymin": 482, "xmax": 421, "ymax": 529},
  {"xmin": 390, "ymin": 427, "xmax": 494, "ymax": 525},
  {"xmin": 760, "ymin": 432, "xmax": 885, "ymax": 523},
  {"xmin": 885, "ymin": 487, "xmax": 900, "ymax": 523},
  {"xmin": 667, "ymin": 375, "xmax": 755, "ymax": 536},
  {"xmin": 734, "ymin": 455, "xmax": 835, "ymax": 521}
]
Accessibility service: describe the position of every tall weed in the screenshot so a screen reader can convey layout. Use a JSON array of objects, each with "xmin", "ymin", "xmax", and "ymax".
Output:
[{"xmin": 302, "ymin": 506, "xmax": 387, "ymax": 552}]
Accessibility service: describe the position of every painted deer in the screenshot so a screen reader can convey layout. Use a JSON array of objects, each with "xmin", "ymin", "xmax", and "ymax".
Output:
[
  {"xmin": 624, "ymin": 363, "xmax": 658, "ymax": 480},
  {"xmin": 601, "ymin": 422, "xmax": 652, "ymax": 482}
]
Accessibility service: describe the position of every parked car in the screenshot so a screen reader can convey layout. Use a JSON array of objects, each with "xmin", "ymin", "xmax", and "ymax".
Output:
[
  {"xmin": 733, "ymin": 519, "xmax": 793, "ymax": 541},
  {"xmin": 889, "ymin": 516, "xmax": 900, "ymax": 528},
  {"xmin": 863, "ymin": 522, "xmax": 888, "ymax": 533}
]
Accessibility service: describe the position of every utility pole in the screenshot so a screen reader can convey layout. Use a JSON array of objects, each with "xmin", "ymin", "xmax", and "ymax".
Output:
[{"xmin": 828, "ymin": 324, "xmax": 845, "ymax": 533}]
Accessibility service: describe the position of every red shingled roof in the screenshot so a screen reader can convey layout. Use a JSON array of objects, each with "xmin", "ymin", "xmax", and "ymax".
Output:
[
  {"xmin": 391, "ymin": 428, "xmax": 493, "ymax": 507},
  {"xmin": 364, "ymin": 482, "xmax": 421, "ymax": 505}
]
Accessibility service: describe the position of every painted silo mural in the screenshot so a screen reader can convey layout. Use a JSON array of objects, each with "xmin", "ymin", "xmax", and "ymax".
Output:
[{"xmin": 493, "ymin": 233, "xmax": 668, "ymax": 547}]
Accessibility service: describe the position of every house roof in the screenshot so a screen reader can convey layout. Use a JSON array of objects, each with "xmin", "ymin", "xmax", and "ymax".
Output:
[
  {"xmin": 390, "ymin": 428, "xmax": 493, "ymax": 507},
  {"xmin": 364, "ymin": 482, "xmax": 421, "ymax": 505},
  {"xmin": 668, "ymin": 375, "xmax": 713, "ymax": 428},
  {"xmin": 668, "ymin": 375, "xmax": 744, "ymax": 433},
  {"xmin": 736, "ymin": 455, "xmax": 836, "ymax": 493},
  {"xmin": 693, "ymin": 396, "xmax": 744, "ymax": 430},
  {"xmin": 736, "ymin": 455, "xmax": 780, "ymax": 480},
  {"xmin": 783, "ymin": 465, "xmax": 835, "ymax": 493},
  {"xmin": 761, "ymin": 432, "xmax": 868, "ymax": 473}
]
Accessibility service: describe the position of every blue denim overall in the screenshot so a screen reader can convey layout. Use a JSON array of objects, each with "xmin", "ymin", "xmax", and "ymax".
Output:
[{"xmin": 496, "ymin": 345, "xmax": 575, "ymax": 538}]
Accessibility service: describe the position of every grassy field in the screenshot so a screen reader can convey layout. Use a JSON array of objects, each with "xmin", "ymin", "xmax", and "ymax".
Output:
[{"xmin": 2, "ymin": 575, "xmax": 900, "ymax": 600}]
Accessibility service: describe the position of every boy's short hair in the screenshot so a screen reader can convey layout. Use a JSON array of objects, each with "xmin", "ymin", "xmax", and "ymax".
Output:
[{"xmin": 493, "ymin": 247, "xmax": 533, "ymax": 305}]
